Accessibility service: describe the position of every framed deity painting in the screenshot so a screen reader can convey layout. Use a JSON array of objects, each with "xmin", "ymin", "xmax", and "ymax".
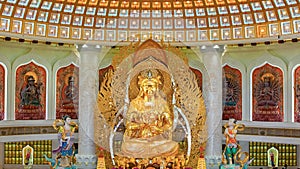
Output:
[
  {"xmin": 15, "ymin": 62, "xmax": 46, "ymax": 120},
  {"xmin": 56, "ymin": 64, "xmax": 79, "ymax": 119}
]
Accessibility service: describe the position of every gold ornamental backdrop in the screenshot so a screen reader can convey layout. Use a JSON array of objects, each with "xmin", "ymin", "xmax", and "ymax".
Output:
[{"xmin": 95, "ymin": 40, "xmax": 207, "ymax": 168}]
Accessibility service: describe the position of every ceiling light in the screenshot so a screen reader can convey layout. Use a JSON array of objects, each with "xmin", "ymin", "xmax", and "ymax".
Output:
[
  {"xmin": 285, "ymin": 25, "xmax": 290, "ymax": 30},
  {"xmin": 281, "ymin": 10, "xmax": 287, "ymax": 16}
]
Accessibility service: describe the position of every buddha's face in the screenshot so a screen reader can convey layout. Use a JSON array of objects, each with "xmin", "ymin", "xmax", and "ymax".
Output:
[{"xmin": 141, "ymin": 80, "xmax": 158, "ymax": 96}]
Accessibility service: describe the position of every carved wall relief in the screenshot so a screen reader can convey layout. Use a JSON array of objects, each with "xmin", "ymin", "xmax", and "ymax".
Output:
[
  {"xmin": 0, "ymin": 64, "xmax": 5, "ymax": 120},
  {"xmin": 294, "ymin": 66, "xmax": 300, "ymax": 122},
  {"xmin": 252, "ymin": 63, "xmax": 283, "ymax": 122},
  {"xmin": 223, "ymin": 65, "xmax": 242, "ymax": 120}
]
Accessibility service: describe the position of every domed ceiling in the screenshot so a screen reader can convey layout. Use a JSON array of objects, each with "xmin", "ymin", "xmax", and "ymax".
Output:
[{"xmin": 0, "ymin": 0, "xmax": 299, "ymax": 44}]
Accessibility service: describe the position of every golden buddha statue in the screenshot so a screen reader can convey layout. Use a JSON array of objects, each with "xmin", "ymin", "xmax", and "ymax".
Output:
[{"xmin": 120, "ymin": 69, "xmax": 178, "ymax": 158}]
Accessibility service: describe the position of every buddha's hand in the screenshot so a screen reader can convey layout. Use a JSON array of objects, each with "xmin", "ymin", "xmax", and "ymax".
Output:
[{"xmin": 149, "ymin": 124, "xmax": 163, "ymax": 134}]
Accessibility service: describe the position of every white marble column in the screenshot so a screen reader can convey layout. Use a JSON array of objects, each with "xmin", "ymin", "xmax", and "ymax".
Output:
[
  {"xmin": 200, "ymin": 45, "xmax": 224, "ymax": 168},
  {"xmin": 75, "ymin": 44, "xmax": 101, "ymax": 169}
]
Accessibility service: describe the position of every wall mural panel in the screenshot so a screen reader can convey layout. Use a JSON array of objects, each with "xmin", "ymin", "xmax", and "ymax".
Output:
[
  {"xmin": 294, "ymin": 66, "xmax": 300, "ymax": 122},
  {"xmin": 0, "ymin": 64, "xmax": 5, "ymax": 120},
  {"xmin": 223, "ymin": 65, "xmax": 242, "ymax": 120},
  {"xmin": 190, "ymin": 67, "xmax": 203, "ymax": 91},
  {"xmin": 15, "ymin": 62, "xmax": 46, "ymax": 120},
  {"xmin": 56, "ymin": 64, "xmax": 79, "ymax": 119},
  {"xmin": 252, "ymin": 63, "xmax": 283, "ymax": 122}
]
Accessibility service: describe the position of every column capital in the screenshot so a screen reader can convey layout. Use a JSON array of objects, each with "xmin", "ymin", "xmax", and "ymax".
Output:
[
  {"xmin": 77, "ymin": 44, "xmax": 102, "ymax": 53},
  {"xmin": 199, "ymin": 45, "xmax": 226, "ymax": 55}
]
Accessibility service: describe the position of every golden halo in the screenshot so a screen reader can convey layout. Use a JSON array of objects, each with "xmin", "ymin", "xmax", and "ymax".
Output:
[
  {"xmin": 261, "ymin": 73, "xmax": 275, "ymax": 81},
  {"xmin": 24, "ymin": 71, "xmax": 38, "ymax": 83}
]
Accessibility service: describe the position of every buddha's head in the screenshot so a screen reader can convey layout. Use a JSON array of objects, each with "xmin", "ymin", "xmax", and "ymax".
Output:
[{"xmin": 138, "ymin": 69, "xmax": 162, "ymax": 96}]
